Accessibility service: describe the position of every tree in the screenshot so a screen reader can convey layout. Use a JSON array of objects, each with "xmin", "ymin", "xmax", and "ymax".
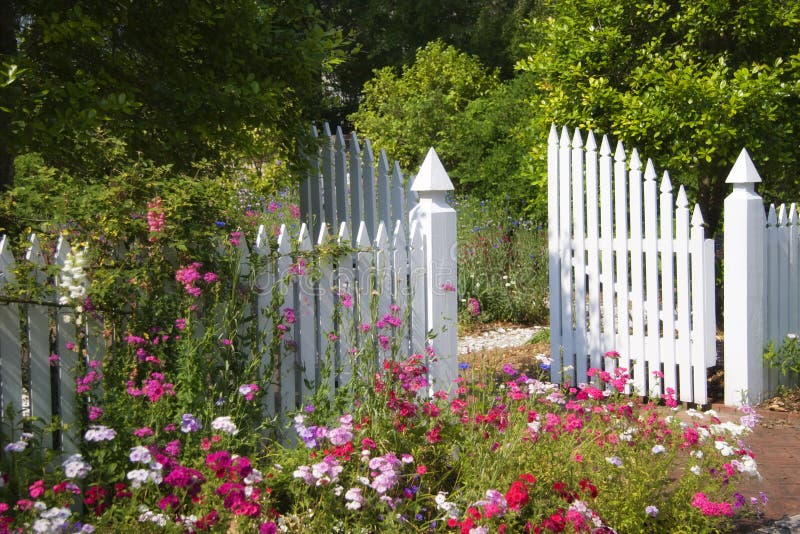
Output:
[
  {"xmin": 0, "ymin": 0, "xmax": 344, "ymax": 187},
  {"xmin": 350, "ymin": 41, "xmax": 499, "ymax": 182},
  {"xmin": 516, "ymin": 0, "xmax": 800, "ymax": 235},
  {"xmin": 316, "ymin": 0, "xmax": 534, "ymax": 127}
]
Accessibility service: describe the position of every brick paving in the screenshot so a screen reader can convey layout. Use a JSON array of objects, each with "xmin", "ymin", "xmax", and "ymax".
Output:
[{"xmin": 712, "ymin": 405, "xmax": 800, "ymax": 529}]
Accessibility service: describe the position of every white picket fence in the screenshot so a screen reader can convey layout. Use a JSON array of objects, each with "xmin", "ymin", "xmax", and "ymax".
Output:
[
  {"xmin": 547, "ymin": 125, "xmax": 717, "ymax": 404},
  {"xmin": 724, "ymin": 149, "xmax": 800, "ymax": 405},
  {"xmin": 0, "ymin": 129, "xmax": 459, "ymax": 452}
]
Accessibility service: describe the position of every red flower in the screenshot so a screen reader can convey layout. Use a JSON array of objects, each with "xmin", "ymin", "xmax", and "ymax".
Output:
[{"xmin": 505, "ymin": 480, "xmax": 529, "ymax": 510}]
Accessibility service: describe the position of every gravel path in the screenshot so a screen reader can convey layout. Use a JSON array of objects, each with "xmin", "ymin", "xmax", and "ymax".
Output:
[{"xmin": 458, "ymin": 325, "xmax": 546, "ymax": 355}]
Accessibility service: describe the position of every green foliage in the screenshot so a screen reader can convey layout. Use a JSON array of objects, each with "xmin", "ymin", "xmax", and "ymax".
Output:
[
  {"xmin": 764, "ymin": 334, "xmax": 800, "ymax": 376},
  {"xmin": 516, "ymin": 0, "xmax": 800, "ymax": 235},
  {"xmin": 456, "ymin": 196, "xmax": 548, "ymax": 326},
  {"xmin": 0, "ymin": 0, "xmax": 345, "ymax": 185},
  {"xmin": 350, "ymin": 41, "xmax": 499, "ymax": 176}
]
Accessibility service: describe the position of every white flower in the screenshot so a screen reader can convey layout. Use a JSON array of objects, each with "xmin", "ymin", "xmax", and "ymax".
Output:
[
  {"xmin": 211, "ymin": 416, "xmax": 238, "ymax": 435},
  {"xmin": 690, "ymin": 465, "xmax": 702, "ymax": 475},
  {"xmin": 715, "ymin": 440, "xmax": 734, "ymax": 457},
  {"xmin": 651, "ymin": 444, "xmax": 666, "ymax": 454},
  {"xmin": 62, "ymin": 454, "xmax": 91, "ymax": 479},
  {"xmin": 129, "ymin": 446, "xmax": 152, "ymax": 464},
  {"xmin": 690, "ymin": 450, "xmax": 704, "ymax": 459}
]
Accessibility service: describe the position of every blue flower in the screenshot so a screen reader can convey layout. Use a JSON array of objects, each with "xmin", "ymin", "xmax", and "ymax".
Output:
[
  {"xmin": 459, "ymin": 362, "xmax": 470, "ymax": 371},
  {"xmin": 215, "ymin": 221, "xmax": 226, "ymax": 228}
]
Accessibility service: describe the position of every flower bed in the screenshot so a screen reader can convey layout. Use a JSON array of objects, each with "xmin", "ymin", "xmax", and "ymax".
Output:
[{"xmin": 1, "ymin": 353, "xmax": 765, "ymax": 533}]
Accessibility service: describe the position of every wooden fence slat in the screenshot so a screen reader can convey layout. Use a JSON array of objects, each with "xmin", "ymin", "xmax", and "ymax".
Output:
[
  {"xmin": 613, "ymin": 141, "xmax": 630, "ymax": 383},
  {"xmin": 362, "ymin": 140, "xmax": 377, "ymax": 242},
  {"xmin": 585, "ymin": 132, "xmax": 603, "ymax": 373},
  {"xmin": 315, "ymin": 225, "xmax": 336, "ymax": 400},
  {"xmin": 547, "ymin": 125, "xmax": 562, "ymax": 382},
  {"xmin": 628, "ymin": 150, "xmax": 646, "ymax": 395},
  {"xmin": 335, "ymin": 222, "xmax": 355, "ymax": 388},
  {"xmin": 391, "ymin": 220, "xmax": 409, "ymax": 355},
  {"xmin": 349, "ymin": 132, "xmax": 363, "ymax": 243},
  {"xmin": 334, "ymin": 127, "xmax": 349, "ymax": 230},
  {"xmin": 789, "ymin": 204, "xmax": 799, "ymax": 336},
  {"xmin": 0, "ymin": 237, "xmax": 22, "ymax": 425},
  {"xmin": 391, "ymin": 160, "xmax": 405, "ymax": 235},
  {"xmin": 254, "ymin": 226, "xmax": 276, "ymax": 418},
  {"xmin": 675, "ymin": 187, "xmax": 693, "ymax": 401},
  {"xmin": 598, "ymin": 136, "xmax": 615, "ymax": 370},
  {"xmin": 690, "ymin": 207, "xmax": 709, "ymax": 404},
  {"xmin": 643, "ymin": 160, "xmax": 661, "ymax": 396},
  {"xmin": 377, "ymin": 151, "xmax": 391, "ymax": 232},
  {"xmin": 409, "ymin": 222, "xmax": 426, "ymax": 356},
  {"xmin": 25, "ymin": 235, "xmax": 53, "ymax": 447},
  {"xmin": 659, "ymin": 173, "xmax": 677, "ymax": 394},
  {"xmin": 778, "ymin": 205, "xmax": 790, "ymax": 340},
  {"xmin": 571, "ymin": 129, "xmax": 588, "ymax": 382},
  {"xmin": 55, "ymin": 237, "xmax": 78, "ymax": 453},
  {"xmin": 296, "ymin": 225, "xmax": 316, "ymax": 402},
  {"xmin": 276, "ymin": 225, "xmax": 296, "ymax": 417},
  {"xmin": 556, "ymin": 127, "xmax": 573, "ymax": 384},
  {"xmin": 375, "ymin": 222, "xmax": 391, "ymax": 361},
  {"xmin": 321, "ymin": 123, "xmax": 336, "ymax": 230}
]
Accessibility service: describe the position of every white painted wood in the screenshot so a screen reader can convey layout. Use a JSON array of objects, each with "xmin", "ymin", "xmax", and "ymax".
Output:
[
  {"xmin": 349, "ymin": 132, "xmax": 363, "ymax": 242},
  {"xmin": 362, "ymin": 139, "xmax": 377, "ymax": 243},
  {"xmin": 315, "ymin": 225, "xmax": 336, "ymax": 401},
  {"xmin": 571, "ymin": 129, "xmax": 588, "ymax": 382},
  {"xmin": 254, "ymin": 225, "xmax": 276, "ymax": 418},
  {"xmin": 410, "ymin": 148, "xmax": 457, "ymax": 391},
  {"xmin": 375, "ymin": 222, "xmax": 392, "ymax": 361},
  {"xmin": 724, "ymin": 149, "xmax": 765, "ymax": 405},
  {"xmin": 584, "ymin": 132, "xmax": 603, "ymax": 373},
  {"xmin": 598, "ymin": 135, "xmax": 614, "ymax": 373},
  {"xmin": 659, "ymin": 172, "xmax": 677, "ymax": 395},
  {"xmin": 334, "ymin": 126, "xmax": 348, "ymax": 229},
  {"xmin": 391, "ymin": 160, "xmax": 405, "ymax": 234},
  {"xmin": 308, "ymin": 125, "xmax": 323, "ymax": 237},
  {"xmin": 643, "ymin": 160, "xmax": 661, "ymax": 397},
  {"xmin": 547, "ymin": 125, "xmax": 563, "ymax": 382},
  {"xmin": 336, "ymin": 222, "xmax": 356, "ymax": 388},
  {"xmin": 777, "ymin": 205, "xmax": 790, "ymax": 340},
  {"xmin": 377, "ymin": 151, "xmax": 391, "ymax": 231},
  {"xmin": 54, "ymin": 237, "xmax": 78, "ymax": 453},
  {"xmin": 789, "ymin": 204, "xmax": 799, "ymax": 336},
  {"xmin": 321, "ymin": 123, "xmax": 335, "ymax": 229},
  {"xmin": 25, "ymin": 235, "xmax": 52, "ymax": 447},
  {"xmin": 675, "ymin": 187, "xmax": 692, "ymax": 401},
  {"xmin": 628, "ymin": 150, "xmax": 646, "ymax": 395},
  {"xmin": 409, "ymin": 222, "xmax": 426, "ymax": 356},
  {"xmin": 690, "ymin": 207, "xmax": 709, "ymax": 404},
  {"xmin": 276, "ymin": 225, "xmax": 296, "ymax": 416},
  {"xmin": 613, "ymin": 141, "xmax": 630, "ymax": 382},
  {"xmin": 0, "ymin": 237, "xmax": 22, "ymax": 423},
  {"xmin": 391, "ymin": 220, "xmax": 409, "ymax": 354},
  {"xmin": 296, "ymin": 225, "xmax": 315, "ymax": 402},
  {"xmin": 766, "ymin": 204, "xmax": 779, "ymax": 345},
  {"xmin": 557, "ymin": 127, "xmax": 573, "ymax": 384}
]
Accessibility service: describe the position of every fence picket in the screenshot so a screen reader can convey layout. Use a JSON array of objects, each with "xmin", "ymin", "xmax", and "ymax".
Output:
[
  {"xmin": 628, "ymin": 150, "xmax": 646, "ymax": 394},
  {"xmin": 316, "ymin": 225, "xmax": 336, "ymax": 400},
  {"xmin": 571, "ymin": 129, "xmax": 588, "ymax": 382},
  {"xmin": 0, "ymin": 238, "xmax": 22, "ymax": 425},
  {"xmin": 598, "ymin": 136, "xmax": 615, "ymax": 369},
  {"xmin": 25, "ymin": 235, "xmax": 53, "ymax": 448},
  {"xmin": 547, "ymin": 125, "xmax": 562, "ymax": 382},
  {"xmin": 296, "ymin": 225, "xmax": 316, "ymax": 401},
  {"xmin": 391, "ymin": 221, "xmax": 409, "ymax": 354},
  {"xmin": 375, "ymin": 222, "xmax": 391, "ymax": 360},
  {"xmin": 356, "ymin": 222, "xmax": 373, "ymax": 358},
  {"xmin": 337, "ymin": 222, "xmax": 355, "ymax": 387},
  {"xmin": 556, "ymin": 127, "xmax": 573, "ymax": 383},
  {"xmin": 54, "ymin": 237, "xmax": 78, "ymax": 453},
  {"xmin": 690, "ymin": 207, "xmax": 709, "ymax": 403},
  {"xmin": 378, "ymin": 151, "xmax": 391, "ymax": 232},
  {"xmin": 349, "ymin": 132, "xmax": 363, "ymax": 242},
  {"xmin": 659, "ymin": 173, "xmax": 677, "ymax": 394},
  {"xmin": 585, "ymin": 132, "xmax": 603, "ymax": 372},
  {"xmin": 675, "ymin": 187, "xmax": 692, "ymax": 401},
  {"xmin": 255, "ymin": 225, "xmax": 276, "ymax": 418},
  {"xmin": 334, "ymin": 127, "xmax": 348, "ymax": 229},
  {"xmin": 276, "ymin": 225, "xmax": 296, "ymax": 417},
  {"xmin": 790, "ymin": 205, "xmax": 799, "ymax": 337},
  {"xmin": 363, "ymin": 140, "xmax": 377, "ymax": 242},
  {"xmin": 409, "ymin": 222, "xmax": 426, "ymax": 356},
  {"xmin": 321, "ymin": 123, "xmax": 335, "ymax": 230},
  {"xmin": 643, "ymin": 160, "xmax": 661, "ymax": 396},
  {"xmin": 613, "ymin": 142, "xmax": 630, "ymax": 382}
]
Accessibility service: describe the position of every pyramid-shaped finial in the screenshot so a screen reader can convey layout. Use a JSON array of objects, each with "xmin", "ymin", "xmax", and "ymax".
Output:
[
  {"xmin": 726, "ymin": 148, "xmax": 762, "ymax": 184},
  {"xmin": 411, "ymin": 148, "xmax": 454, "ymax": 192}
]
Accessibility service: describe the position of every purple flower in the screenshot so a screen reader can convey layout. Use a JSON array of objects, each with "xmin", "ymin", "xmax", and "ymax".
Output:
[
  {"xmin": 180, "ymin": 413, "xmax": 202, "ymax": 433},
  {"xmin": 645, "ymin": 505, "xmax": 659, "ymax": 517},
  {"xmin": 84, "ymin": 426, "xmax": 117, "ymax": 442}
]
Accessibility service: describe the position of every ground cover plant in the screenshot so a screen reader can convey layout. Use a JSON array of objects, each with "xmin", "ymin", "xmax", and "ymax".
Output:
[
  {"xmin": 456, "ymin": 196, "xmax": 549, "ymax": 327},
  {"xmin": 0, "ymin": 210, "xmax": 767, "ymax": 531}
]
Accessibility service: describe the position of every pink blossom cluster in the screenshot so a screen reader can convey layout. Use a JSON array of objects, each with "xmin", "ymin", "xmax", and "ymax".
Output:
[
  {"xmin": 175, "ymin": 262, "xmax": 219, "ymax": 297},
  {"xmin": 126, "ymin": 372, "xmax": 176, "ymax": 402},
  {"xmin": 691, "ymin": 492, "xmax": 734, "ymax": 517},
  {"xmin": 76, "ymin": 361, "xmax": 103, "ymax": 394},
  {"xmin": 146, "ymin": 197, "xmax": 166, "ymax": 242}
]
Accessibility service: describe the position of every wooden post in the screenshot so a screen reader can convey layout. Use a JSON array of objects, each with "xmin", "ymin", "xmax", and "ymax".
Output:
[
  {"xmin": 409, "ymin": 148, "xmax": 457, "ymax": 393},
  {"xmin": 724, "ymin": 148, "xmax": 766, "ymax": 405}
]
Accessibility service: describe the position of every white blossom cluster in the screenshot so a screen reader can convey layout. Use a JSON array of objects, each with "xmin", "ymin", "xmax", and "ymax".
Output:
[
  {"xmin": 30, "ymin": 505, "xmax": 74, "ymax": 533},
  {"xmin": 58, "ymin": 249, "xmax": 89, "ymax": 324}
]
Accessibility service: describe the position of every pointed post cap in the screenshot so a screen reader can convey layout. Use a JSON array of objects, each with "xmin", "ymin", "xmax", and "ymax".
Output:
[
  {"xmin": 410, "ymin": 147, "xmax": 454, "ymax": 192},
  {"xmin": 726, "ymin": 148, "xmax": 762, "ymax": 184}
]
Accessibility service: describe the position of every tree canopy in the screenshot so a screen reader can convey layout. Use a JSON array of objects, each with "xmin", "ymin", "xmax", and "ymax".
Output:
[{"xmin": 0, "ymin": 0, "xmax": 344, "ymax": 188}]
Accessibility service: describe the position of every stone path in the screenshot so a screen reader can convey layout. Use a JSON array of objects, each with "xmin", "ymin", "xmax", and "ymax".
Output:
[{"xmin": 457, "ymin": 325, "xmax": 545, "ymax": 355}]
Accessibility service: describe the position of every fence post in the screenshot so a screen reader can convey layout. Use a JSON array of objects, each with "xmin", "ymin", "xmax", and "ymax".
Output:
[
  {"xmin": 409, "ymin": 148, "xmax": 457, "ymax": 393},
  {"xmin": 724, "ymin": 148, "xmax": 765, "ymax": 405}
]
